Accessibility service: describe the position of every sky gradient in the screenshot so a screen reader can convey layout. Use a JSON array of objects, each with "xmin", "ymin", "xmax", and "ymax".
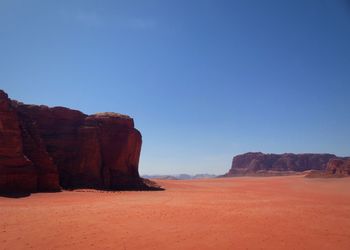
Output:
[{"xmin": 1, "ymin": 0, "xmax": 350, "ymax": 175}]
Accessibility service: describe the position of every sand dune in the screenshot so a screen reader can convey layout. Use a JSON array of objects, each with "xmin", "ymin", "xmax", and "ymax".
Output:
[{"xmin": 1, "ymin": 176, "xmax": 350, "ymax": 250}]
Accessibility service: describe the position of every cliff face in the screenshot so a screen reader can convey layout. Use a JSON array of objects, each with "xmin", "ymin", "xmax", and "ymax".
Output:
[
  {"xmin": 0, "ymin": 90, "xmax": 47, "ymax": 192},
  {"xmin": 326, "ymin": 158, "xmax": 350, "ymax": 177},
  {"xmin": 225, "ymin": 152, "xmax": 337, "ymax": 176},
  {"xmin": 0, "ymin": 90, "xmax": 150, "ymax": 192}
]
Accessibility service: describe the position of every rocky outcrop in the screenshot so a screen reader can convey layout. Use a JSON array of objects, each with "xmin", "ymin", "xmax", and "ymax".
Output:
[
  {"xmin": 326, "ymin": 158, "xmax": 350, "ymax": 176},
  {"xmin": 0, "ymin": 90, "xmax": 156, "ymax": 193},
  {"xmin": 224, "ymin": 152, "xmax": 337, "ymax": 176},
  {"xmin": 306, "ymin": 158, "xmax": 350, "ymax": 178}
]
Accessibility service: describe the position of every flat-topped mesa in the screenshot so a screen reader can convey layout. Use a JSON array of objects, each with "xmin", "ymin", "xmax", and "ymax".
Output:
[
  {"xmin": 224, "ymin": 152, "xmax": 337, "ymax": 177},
  {"xmin": 0, "ymin": 89, "xmax": 157, "ymax": 193}
]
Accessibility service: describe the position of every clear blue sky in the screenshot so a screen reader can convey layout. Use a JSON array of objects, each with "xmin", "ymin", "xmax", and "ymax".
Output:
[{"xmin": 1, "ymin": 0, "xmax": 350, "ymax": 175}]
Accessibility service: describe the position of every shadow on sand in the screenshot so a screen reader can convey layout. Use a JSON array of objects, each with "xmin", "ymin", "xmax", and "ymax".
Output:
[
  {"xmin": 0, "ymin": 178, "xmax": 165, "ymax": 198},
  {"xmin": 0, "ymin": 192, "xmax": 31, "ymax": 198}
]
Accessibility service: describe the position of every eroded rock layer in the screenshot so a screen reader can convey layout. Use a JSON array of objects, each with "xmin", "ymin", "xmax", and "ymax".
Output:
[
  {"xmin": 225, "ymin": 152, "xmax": 337, "ymax": 176},
  {"xmin": 326, "ymin": 158, "xmax": 350, "ymax": 177},
  {"xmin": 0, "ymin": 90, "xmax": 151, "ymax": 192}
]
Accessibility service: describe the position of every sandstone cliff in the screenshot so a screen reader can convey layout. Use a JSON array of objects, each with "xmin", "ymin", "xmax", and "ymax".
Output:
[
  {"xmin": 224, "ymin": 152, "xmax": 337, "ymax": 176},
  {"xmin": 0, "ymin": 90, "xmax": 157, "ymax": 192},
  {"xmin": 306, "ymin": 158, "xmax": 350, "ymax": 178},
  {"xmin": 326, "ymin": 158, "xmax": 350, "ymax": 176}
]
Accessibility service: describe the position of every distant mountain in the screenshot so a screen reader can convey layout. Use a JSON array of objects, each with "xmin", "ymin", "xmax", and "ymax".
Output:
[
  {"xmin": 142, "ymin": 174, "xmax": 217, "ymax": 180},
  {"xmin": 224, "ymin": 152, "xmax": 338, "ymax": 177},
  {"xmin": 142, "ymin": 175, "xmax": 178, "ymax": 180},
  {"xmin": 192, "ymin": 174, "xmax": 218, "ymax": 179}
]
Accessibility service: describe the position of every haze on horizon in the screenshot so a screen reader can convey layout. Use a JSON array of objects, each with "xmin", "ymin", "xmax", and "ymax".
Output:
[{"xmin": 1, "ymin": 0, "xmax": 350, "ymax": 175}]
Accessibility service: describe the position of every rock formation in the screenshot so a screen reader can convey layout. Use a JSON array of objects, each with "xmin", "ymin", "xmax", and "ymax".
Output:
[
  {"xmin": 306, "ymin": 158, "xmax": 350, "ymax": 178},
  {"xmin": 0, "ymin": 90, "xmax": 52, "ymax": 192},
  {"xmin": 0, "ymin": 89, "xmax": 158, "ymax": 193},
  {"xmin": 325, "ymin": 158, "xmax": 350, "ymax": 176},
  {"xmin": 224, "ymin": 152, "xmax": 337, "ymax": 176}
]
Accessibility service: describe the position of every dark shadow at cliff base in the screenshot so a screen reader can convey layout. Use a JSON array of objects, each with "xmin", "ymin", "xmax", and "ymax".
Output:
[
  {"xmin": 0, "ymin": 192, "xmax": 31, "ymax": 198},
  {"xmin": 0, "ymin": 189, "xmax": 63, "ymax": 198},
  {"xmin": 62, "ymin": 178, "xmax": 165, "ymax": 191},
  {"xmin": 77, "ymin": 187, "xmax": 165, "ymax": 192},
  {"xmin": 305, "ymin": 170, "xmax": 350, "ymax": 178},
  {"xmin": 64, "ymin": 186, "xmax": 165, "ymax": 192},
  {"xmin": 139, "ymin": 178, "xmax": 165, "ymax": 191}
]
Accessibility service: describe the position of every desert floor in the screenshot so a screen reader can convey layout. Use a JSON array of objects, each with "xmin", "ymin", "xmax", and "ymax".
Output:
[{"xmin": 1, "ymin": 176, "xmax": 350, "ymax": 250}]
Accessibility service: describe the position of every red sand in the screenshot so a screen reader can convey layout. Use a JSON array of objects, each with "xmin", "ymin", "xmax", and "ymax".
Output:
[{"xmin": 1, "ymin": 176, "xmax": 350, "ymax": 250}]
